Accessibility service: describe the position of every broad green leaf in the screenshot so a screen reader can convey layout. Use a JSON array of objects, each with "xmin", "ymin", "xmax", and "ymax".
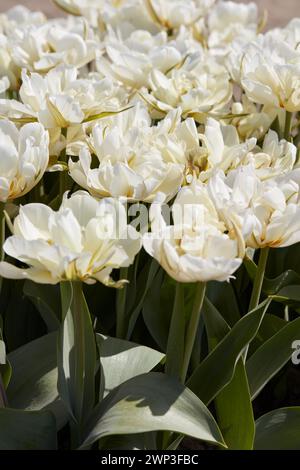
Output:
[
  {"xmin": 203, "ymin": 299, "xmax": 255, "ymax": 450},
  {"xmin": 0, "ymin": 408, "xmax": 57, "ymax": 450},
  {"xmin": 206, "ymin": 281, "xmax": 240, "ymax": 327},
  {"xmin": 246, "ymin": 316, "xmax": 300, "ymax": 400},
  {"xmin": 271, "ymin": 285, "xmax": 300, "ymax": 305},
  {"xmin": 165, "ymin": 283, "xmax": 185, "ymax": 378},
  {"xmin": 187, "ymin": 299, "xmax": 270, "ymax": 405},
  {"xmin": 7, "ymin": 331, "xmax": 163, "ymax": 429},
  {"xmin": 97, "ymin": 335, "xmax": 164, "ymax": 397},
  {"xmin": 250, "ymin": 314, "xmax": 286, "ymax": 352},
  {"xmin": 0, "ymin": 328, "xmax": 11, "ymax": 389},
  {"xmin": 215, "ymin": 360, "xmax": 254, "ymax": 449},
  {"xmin": 3, "ymin": 281, "xmax": 46, "ymax": 351},
  {"xmin": 202, "ymin": 297, "xmax": 230, "ymax": 346},
  {"xmin": 24, "ymin": 281, "xmax": 60, "ymax": 332},
  {"xmin": 58, "ymin": 282, "xmax": 97, "ymax": 426},
  {"xmin": 244, "ymin": 260, "xmax": 300, "ymax": 296},
  {"xmin": 254, "ymin": 407, "xmax": 300, "ymax": 450},
  {"xmin": 126, "ymin": 259, "xmax": 160, "ymax": 339},
  {"xmin": 7, "ymin": 332, "xmax": 67, "ymax": 430},
  {"xmin": 143, "ymin": 270, "xmax": 172, "ymax": 350},
  {"xmin": 82, "ymin": 373, "xmax": 225, "ymax": 449}
]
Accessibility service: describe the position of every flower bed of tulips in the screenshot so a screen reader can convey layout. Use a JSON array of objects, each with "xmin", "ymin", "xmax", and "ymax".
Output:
[{"xmin": 0, "ymin": 0, "xmax": 300, "ymax": 451}]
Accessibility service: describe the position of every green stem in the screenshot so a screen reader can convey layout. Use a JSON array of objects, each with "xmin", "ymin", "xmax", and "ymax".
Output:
[
  {"xmin": 165, "ymin": 283, "xmax": 185, "ymax": 379},
  {"xmin": 58, "ymin": 281, "xmax": 97, "ymax": 448},
  {"xmin": 116, "ymin": 267, "xmax": 128, "ymax": 338},
  {"xmin": 249, "ymin": 247, "xmax": 269, "ymax": 312},
  {"xmin": 181, "ymin": 282, "xmax": 206, "ymax": 383},
  {"xmin": 284, "ymin": 111, "xmax": 293, "ymax": 141}
]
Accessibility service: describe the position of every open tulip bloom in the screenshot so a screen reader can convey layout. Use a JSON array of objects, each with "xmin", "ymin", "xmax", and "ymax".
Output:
[
  {"xmin": 0, "ymin": 191, "xmax": 141, "ymax": 285},
  {"xmin": 1, "ymin": 0, "xmax": 300, "ymax": 452}
]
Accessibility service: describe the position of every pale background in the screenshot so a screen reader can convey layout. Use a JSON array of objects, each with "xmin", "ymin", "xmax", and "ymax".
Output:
[{"xmin": 0, "ymin": 0, "xmax": 299, "ymax": 28}]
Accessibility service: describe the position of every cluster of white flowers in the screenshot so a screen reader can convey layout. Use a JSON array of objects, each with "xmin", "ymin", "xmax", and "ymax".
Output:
[{"xmin": 0, "ymin": 0, "xmax": 300, "ymax": 287}]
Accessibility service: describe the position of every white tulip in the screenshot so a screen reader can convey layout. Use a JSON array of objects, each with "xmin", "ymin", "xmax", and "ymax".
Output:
[
  {"xmin": 54, "ymin": 0, "xmax": 157, "ymax": 31},
  {"xmin": 10, "ymin": 19, "xmax": 97, "ymax": 73},
  {"xmin": 241, "ymin": 34, "xmax": 300, "ymax": 112},
  {"xmin": 142, "ymin": 53, "xmax": 232, "ymax": 119},
  {"xmin": 0, "ymin": 120, "xmax": 49, "ymax": 202},
  {"xmin": 0, "ymin": 191, "xmax": 141, "ymax": 285},
  {"xmin": 0, "ymin": 6, "xmax": 45, "ymax": 35},
  {"xmin": 0, "ymin": 34, "xmax": 19, "ymax": 92},
  {"xmin": 197, "ymin": 118, "xmax": 296, "ymax": 182},
  {"xmin": 0, "ymin": 66, "xmax": 128, "ymax": 130},
  {"xmin": 144, "ymin": 0, "xmax": 215, "ymax": 30},
  {"xmin": 197, "ymin": 118, "xmax": 256, "ymax": 182},
  {"xmin": 243, "ymin": 130, "xmax": 297, "ymax": 180},
  {"xmin": 208, "ymin": 166, "xmax": 300, "ymax": 249},
  {"xmin": 69, "ymin": 105, "xmax": 190, "ymax": 202},
  {"xmin": 208, "ymin": 1, "xmax": 258, "ymax": 52},
  {"xmin": 230, "ymin": 96, "xmax": 279, "ymax": 140},
  {"xmin": 263, "ymin": 19, "xmax": 300, "ymax": 51},
  {"xmin": 143, "ymin": 181, "xmax": 244, "ymax": 283},
  {"xmin": 97, "ymin": 30, "xmax": 182, "ymax": 89}
]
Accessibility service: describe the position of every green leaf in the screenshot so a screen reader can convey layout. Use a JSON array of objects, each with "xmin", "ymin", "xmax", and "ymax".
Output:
[
  {"xmin": 254, "ymin": 407, "xmax": 300, "ymax": 450},
  {"xmin": 165, "ymin": 283, "xmax": 185, "ymax": 378},
  {"xmin": 250, "ymin": 314, "xmax": 286, "ymax": 351},
  {"xmin": 246, "ymin": 316, "xmax": 300, "ymax": 400},
  {"xmin": 83, "ymin": 107, "xmax": 133, "ymax": 123},
  {"xmin": 82, "ymin": 372, "xmax": 225, "ymax": 449},
  {"xmin": 97, "ymin": 335, "xmax": 164, "ymax": 398},
  {"xmin": 3, "ymin": 281, "xmax": 46, "ymax": 351},
  {"xmin": 126, "ymin": 259, "xmax": 160, "ymax": 339},
  {"xmin": 0, "ymin": 328, "xmax": 11, "ymax": 389},
  {"xmin": 24, "ymin": 281, "xmax": 60, "ymax": 332},
  {"xmin": 202, "ymin": 297, "xmax": 230, "ymax": 345},
  {"xmin": 143, "ymin": 270, "xmax": 172, "ymax": 350},
  {"xmin": 7, "ymin": 332, "xmax": 67, "ymax": 430},
  {"xmin": 215, "ymin": 360, "xmax": 254, "ymax": 449},
  {"xmin": 7, "ymin": 331, "xmax": 163, "ymax": 430},
  {"xmin": 0, "ymin": 408, "xmax": 57, "ymax": 450},
  {"xmin": 206, "ymin": 281, "xmax": 241, "ymax": 326},
  {"xmin": 244, "ymin": 260, "xmax": 300, "ymax": 296},
  {"xmin": 203, "ymin": 299, "xmax": 255, "ymax": 450},
  {"xmin": 187, "ymin": 299, "xmax": 270, "ymax": 405},
  {"xmin": 271, "ymin": 285, "xmax": 300, "ymax": 305},
  {"xmin": 58, "ymin": 282, "xmax": 97, "ymax": 426}
]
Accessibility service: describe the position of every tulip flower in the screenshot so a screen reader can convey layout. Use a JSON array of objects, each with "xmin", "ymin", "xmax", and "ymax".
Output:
[
  {"xmin": 10, "ymin": 19, "xmax": 97, "ymax": 73},
  {"xmin": 0, "ymin": 191, "xmax": 141, "ymax": 286},
  {"xmin": 69, "ymin": 106, "xmax": 193, "ymax": 202},
  {"xmin": 0, "ymin": 120, "xmax": 49, "ymax": 202},
  {"xmin": 141, "ymin": 53, "xmax": 232, "ymax": 120},
  {"xmin": 143, "ymin": 181, "xmax": 244, "ymax": 283},
  {"xmin": 241, "ymin": 34, "xmax": 300, "ymax": 112},
  {"xmin": 207, "ymin": 0, "xmax": 258, "ymax": 52},
  {"xmin": 0, "ymin": 66, "xmax": 128, "ymax": 130}
]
